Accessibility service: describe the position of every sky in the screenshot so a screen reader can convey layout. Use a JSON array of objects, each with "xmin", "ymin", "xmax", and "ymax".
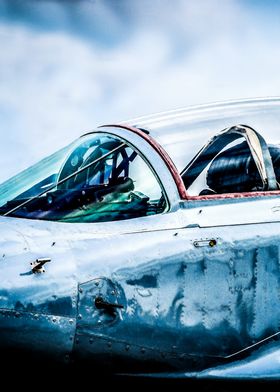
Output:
[{"xmin": 1, "ymin": 0, "xmax": 280, "ymax": 182}]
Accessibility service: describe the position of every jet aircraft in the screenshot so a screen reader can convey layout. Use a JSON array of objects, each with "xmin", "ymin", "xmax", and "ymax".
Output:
[{"xmin": 0, "ymin": 98, "xmax": 280, "ymax": 381}]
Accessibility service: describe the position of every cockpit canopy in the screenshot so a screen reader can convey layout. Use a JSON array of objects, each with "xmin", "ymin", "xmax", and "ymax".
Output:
[
  {"xmin": 136, "ymin": 98, "xmax": 280, "ymax": 197},
  {"xmin": 0, "ymin": 133, "xmax": 166, "ymax": 222},
  {"xmin": 1, "ymin": 98, "xmax": 280, "ymax": 223}
]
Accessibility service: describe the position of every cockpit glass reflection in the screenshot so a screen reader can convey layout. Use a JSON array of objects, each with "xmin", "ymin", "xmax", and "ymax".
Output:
[{"xmin": 0, "ymin": 133, "xmax": 166, "ymax": 222}]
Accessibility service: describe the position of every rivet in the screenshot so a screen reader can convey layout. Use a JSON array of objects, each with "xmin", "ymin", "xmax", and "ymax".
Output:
[
  {"xmin": 125, "ymin": 345, "xmax": 130, "ymax": 351},
  {"xmin": 52, "ymin": 317, "xmax": 57, "ymax": 323},
  {"xmin": 97, "ymin": 320, "xmax": 101, "ymax": 324},
  {"xmin": 89, "ymin": 338, "xmax": 93, "ymax": 344},
  {"xmin": 141, "ymin": 348, "xmax": 146, "ymax": 354},
  {"xmin": 69, "ymin": 319, "xmax": 74, "ymax": 325},
  {"xmin": 15, "ymin": 312, "xmax": 20, "ymax": 318},
  {"xmin": 79, "ymin": 288, "xmax": 83, "ymax": 293},
  {"xmin": 95, "ymin": 281, "xmax": 99, "ymax": 286},
  {"xmin": 209, "ymin": 239, "xmax": 217, "ymax": 247},
  {"xmin": 111, "ymin": 291, "xmax": 115, "ymax": 295},
  {"xmin": 78, "ymin": 314, "xmax": 82, "ymax": 320}
]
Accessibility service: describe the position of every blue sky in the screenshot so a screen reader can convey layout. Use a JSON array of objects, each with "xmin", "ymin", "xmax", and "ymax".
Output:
[{"xmin": 1, "ymin": 0, "xmax": 280, "ymax": 182}]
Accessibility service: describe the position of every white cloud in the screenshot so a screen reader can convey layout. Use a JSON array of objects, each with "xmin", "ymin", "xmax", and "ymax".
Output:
[{"xmin": 0, "ymin": 0, "xmax": 280, "ymax": 182}]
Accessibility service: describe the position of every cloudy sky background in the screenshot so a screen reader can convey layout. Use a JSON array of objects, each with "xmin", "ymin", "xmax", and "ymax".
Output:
[{"xmin": 1, "ymin": 0, "xmax": 280, "ymax": 182}]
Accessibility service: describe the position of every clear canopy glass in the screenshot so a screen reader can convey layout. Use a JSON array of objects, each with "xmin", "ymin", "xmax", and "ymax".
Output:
[{"xmin": 0, "ymin": 133, "xmax": 166, "ymax": 222}]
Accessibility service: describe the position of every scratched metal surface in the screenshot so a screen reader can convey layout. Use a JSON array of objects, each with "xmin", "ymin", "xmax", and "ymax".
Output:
[
  {"xmin": 1, "ymin": 196, "xmax": 280, "ymax": 376},
  {"xmin": 73, "ymin": 213, "xmax": 280, "ymax": 373}
]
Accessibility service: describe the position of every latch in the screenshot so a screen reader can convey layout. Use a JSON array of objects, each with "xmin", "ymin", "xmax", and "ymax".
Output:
[
  {"xmin": 30, "ymin": 258, "xmax": 51, "ymax": 274},
  {"xmin": 95, "ymin": 296, "xmax": 124, "ymax": 311},
  {"xmin": 193, "ymin": 239, "xmax": 217, "ymax": 248}
]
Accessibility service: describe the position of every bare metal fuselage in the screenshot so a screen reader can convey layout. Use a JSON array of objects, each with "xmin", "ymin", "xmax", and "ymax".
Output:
[
  {"xmin": 1, "ymin": 100, "xmax": 280, "ymax": 380},
  {"xmin": 1, "ymin": 195, "xmax": 280, "ymax": 379}
]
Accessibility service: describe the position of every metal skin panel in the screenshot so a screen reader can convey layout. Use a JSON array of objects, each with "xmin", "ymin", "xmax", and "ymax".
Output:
[
  {"xmin": 0, "ymin": 310, "xmax": 75, "ymax": 365},
  {"xmin": 72, "ymin": 219, "xmax": 280, "ymax": 374},
  {"xmin": 0, "ymin": 119, "xmax": 280, "ymax": 379},
  {"xmin": 77, "ymin": 278, "xmax": 126, "ymax": 330},
  {"xmin": 0, "ymin": 219, "xmax": 77, "ymax": 363}
]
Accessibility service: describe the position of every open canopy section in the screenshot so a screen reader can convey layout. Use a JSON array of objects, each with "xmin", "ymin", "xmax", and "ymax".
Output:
[{"xmin": 132, "ymin": 98, "xmax": 280, "ymax": 174}]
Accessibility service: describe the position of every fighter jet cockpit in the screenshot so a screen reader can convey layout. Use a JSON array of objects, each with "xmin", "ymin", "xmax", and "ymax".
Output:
[{"xmin": 0, "ymin": 133, "xmax": 166, "ymax": 222}]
